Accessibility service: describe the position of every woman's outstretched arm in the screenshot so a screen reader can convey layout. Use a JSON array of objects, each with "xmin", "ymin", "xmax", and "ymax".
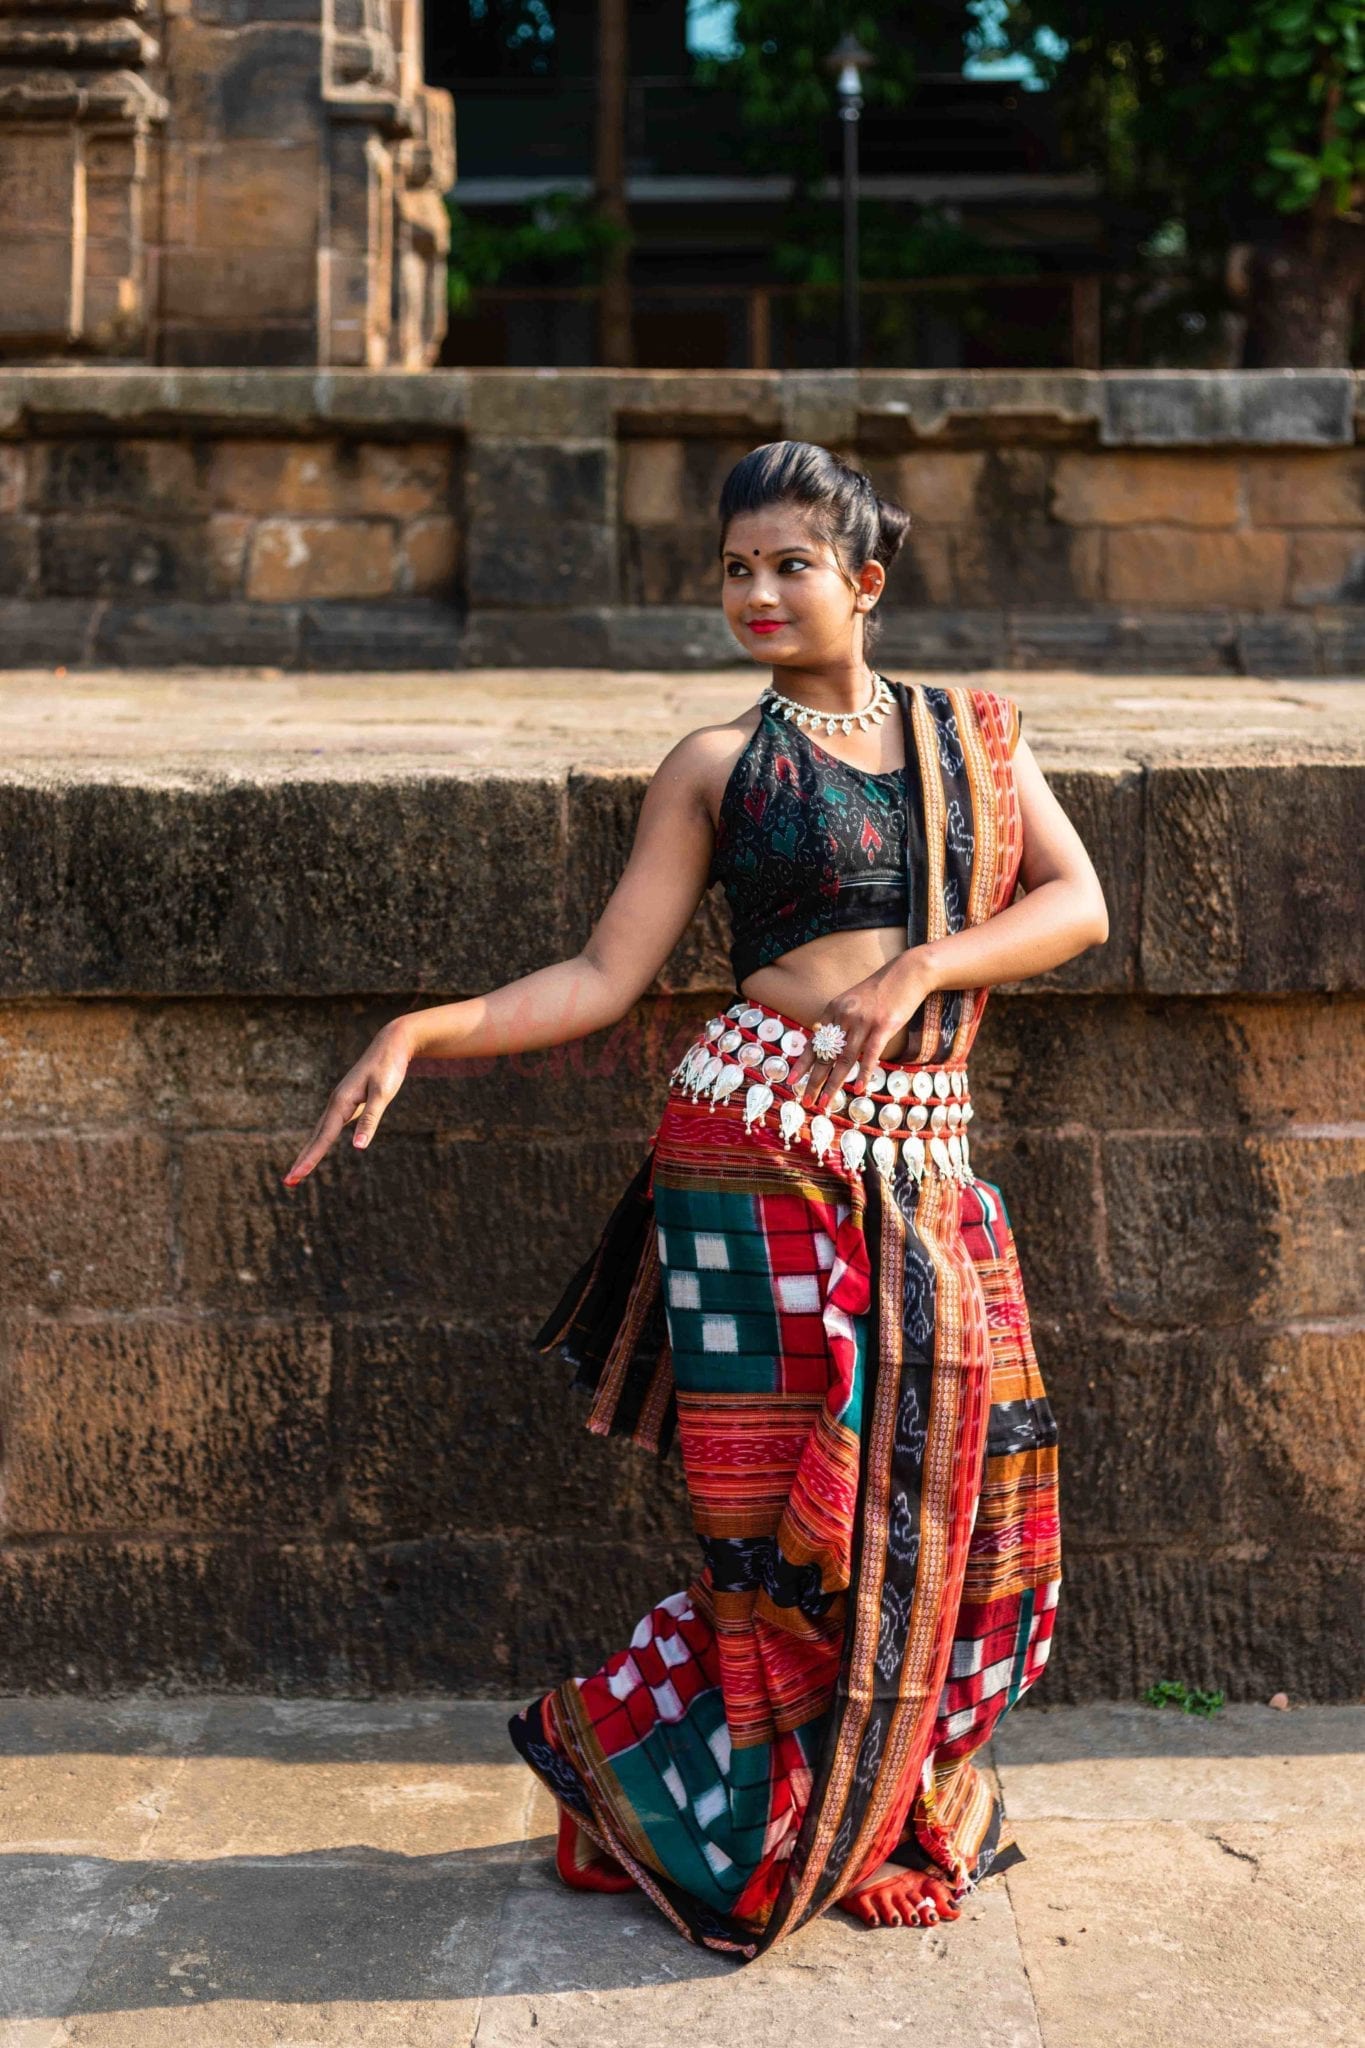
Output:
[{"xmin": 281, "ymin": 731, "xmax": 722, "ymax": 1185}]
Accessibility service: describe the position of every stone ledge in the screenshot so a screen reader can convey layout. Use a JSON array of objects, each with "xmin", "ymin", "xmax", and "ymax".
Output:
[
  {"xmin": 5, "ymin": 601, "xmax": 1365, "ymax": 674},
  {"xmin": 0, "ymin": 671, "xmax": 1359, "ymax": 999},
  {"xmin": 0, "ymin": 367, "xmax": 1360, "ymax": 446}
]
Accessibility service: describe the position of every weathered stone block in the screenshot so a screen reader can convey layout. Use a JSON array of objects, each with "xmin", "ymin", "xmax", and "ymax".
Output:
[
  {"xmin": 205, "ymin": 437, "xmax": 453, "ymax": 518},
  {"xmin": 465, "ymin": 442, "xmax": 611, "ymax": 608},
  {"xmin": 297, "ymin": 599, "xmax": 464, "ymax": 668},
  {"xmin": 465, "ymin": 371, "xmax": 614, "ymax": 442},
  {"xmin": 0, "ymin": 1541, "xmax": 255, "ymax": 1692},
  {"xmin": 614, "ymin": 369, "xmax": 779, "ymax": 431},
  {"xmin": 1037, "ymin": 1551, "xmax": 1364, "ymax": 1702},
  {"xmin": 193, "ymin": 141, "xmax": 320, "ymax": 249},
  {"xmin": 875, "ymin": 608, "xmax": 1010, "ymax": 668},
  {"xmin": 332, "ymin": 1316, "xmax": 680, "ymax": 1541},
  {"xmin": 1218, "ymin": 991, "xmax": 1363, "ymax": 1123},
  {"xmin": 1051, "ymin": 452, "xmax": 1240, "ymax": 527},
  {"xmin": 352, "ymin": 441, "xmax": 455, "ymax": 518},
  {"xmin": 0, "ymin": 1317, "xmax": 332, "ymax": 1535},
  {"xmin": 0, "ymin": 777, "xmax": 567, "ymax": 996},
  {"xmin": 29, "ymin": 438, "xmax": 205, "ymax": 517},
  {"xmin": 957, "ymin": 1129, "xmax": 1102, "ymax": 1325},
  {"xmin": 1042, "ymin": 1321, "xmax": 1252, "ymax": 1546},
  {"xmin": 1006, "ymin": 609, "xmax": 1236, "ymax": 672},
  {"xmin": 1140, "ymin": 764, "xmax": 1365, "ymax": 993},
  {"xmin": 0, "ymin": 445, "xmax": 23, "ymax": 514},
  {"xmin": 246, "ymin": 518, "xmax": 396, "ymax": 601},
  {"xmin": 241, "ymin": 1532, "xmax": 700, "ymax": 1693},
  {"xmin": 960, "ymin": 525, "xmax": 1104, "ymax": 606},
  {"xmin": 159, "ymin": 319, "xmax": 316, "ymax": 370},
  {"xmin": 1106, "ymin": 530, "xmax": 1289, "ymax": 609},
  {"xmin": 0, "ymin": 1135, "xmax": 173, "ymax": 1311},
  {"xmin": 160, "ymin": 248, "xmax": 318, "ymax": 322},
  {"xmin": 885, "ymin": 529, "xmax": 954, "ymax": 607},
  {"xmin": 0, "ymin": 518, "xmax": 37, "ymax": 595},
  {"xmin": 0, "ymin": 1001, "xmax": 145, "ymax": 1126},
  {"xmin": 458, "ymin": 607, "xmax": 613, "ymax": 667},
  {"xmin": 397, "ymin": 514, "xmax": 460, "ymax": 595},
  {"xmin": 38, "ymin": 515, "xmax": 245, "ymax": 600},
  {"xmin": 1225, "ymin": 1324, "xmax": 1365, "ymax": 1548},
  {"xmin": 177, "ymin": 1133, "xmax": 646, "ymax": 1315},
  {"xmin": 1099, "ymin": 1134, "xmax": 1285, "ymax": 1327},
  {"xmin": 953, "ymin": 451, "xmax": 1103, "ymax": 605},
  {"xmin": 1253, "ymin": 1135, "xmax": 1365, "ymax": 1320},
  {"xmin": 1246, "ymin": 450, "xmax": 1365, "ymax": 526},
  {"xmin": 172, "ymin": 24, "xmax": 321, "ymax": 145},
  {"xmin": 1235, "ymin": 611, "xmax": 1322, "ymax": 673},
  {"xmin": 973, "ymin": 992, "xmax": 1363, "ymax": 1134},
  {"xmin": 1005, "ymin": 765, "xmax": 1142, "ymax": 993},
  {"xmin": 0, "ymin": 597, "xmax": 97, "ymax": 664},
  {"xmin": 622, "ymin": 524, "xmax": 720, "ymax": 606},
  {"xmin": 685, "ymin": 435, "xmax": 778, "ymax": 515},
  {"xmin": 1100, "ymin": 371, "xmax": 1354, "ymax": 448},
  {"xmin": 780, "ymin": 368, "xmax": 859, "ymax": 447},
  {"xmin": 601, "ymin": 603, "xmax": 735, "ymax": 668},
  {"xmin": 1287, "ymin": 531, "xmax": 1365, "ymax": 605},
  {"xmin": 620, "ymin": 438, "xmax": 685, "ymax": 525},
  {"xmin": 95, "ymin": 599, "xmax": 302, "ymax": 665},
  {"xmin": 888, "ymin": 450, "xmax": 986, "ymax": 526},
  {"xmin": 1314, "ymin": 609, "xmax": 1365, "ymax": 674}
]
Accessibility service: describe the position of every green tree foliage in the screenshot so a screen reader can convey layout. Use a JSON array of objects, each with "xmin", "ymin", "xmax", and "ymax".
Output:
[
  {"xmin": 692, "ymin": 3, "xmax": 918, "ymax": 189},
  {"xmin": 446, "ymin": 190, "xmax": 629, "ymax": 311},
  {"xmin": 996, "ymin": 1, "xmax": 1365, "ymax": 222},
  {"xmin": 696, "ymin": 2, "xmax": 1029, "ymax": 290},
  {"xmin": 1212, "ymin": 2, "xmax": 1365, "ymax": 221}
]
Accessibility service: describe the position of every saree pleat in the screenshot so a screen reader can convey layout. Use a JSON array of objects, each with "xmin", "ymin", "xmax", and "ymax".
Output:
[{"xmin": 510, "ymin": 684, "xmax": 1061, "ymax": 1961}]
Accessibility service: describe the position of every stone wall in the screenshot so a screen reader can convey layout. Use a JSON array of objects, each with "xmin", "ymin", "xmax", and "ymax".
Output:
[
  {"xmin": 0, "ymin": 675, "xmax": 1361, "ymax": 1700},
  {"xmin": 5, "ymin": 368, "xmax": 1365, "ymax": 671}
]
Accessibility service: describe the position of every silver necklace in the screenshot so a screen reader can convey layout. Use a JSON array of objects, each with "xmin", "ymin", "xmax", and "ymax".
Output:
[{"xmin": 760, "ymin": 670, "xmax": 895, "ymax": 737}]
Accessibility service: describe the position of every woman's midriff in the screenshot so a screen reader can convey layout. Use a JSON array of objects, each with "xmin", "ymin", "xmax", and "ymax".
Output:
[{"xmin": 736, "ymin": 927, "xmax": 917, "ymax": 1060}]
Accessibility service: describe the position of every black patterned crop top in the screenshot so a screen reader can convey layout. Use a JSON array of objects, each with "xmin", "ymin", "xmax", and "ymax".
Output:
[{"xmin": 707, "ymin": 689, "xmax": 912, "ymax": 983}]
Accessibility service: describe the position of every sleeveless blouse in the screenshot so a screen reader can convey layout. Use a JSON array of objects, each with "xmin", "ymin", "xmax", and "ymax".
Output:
[
  {"xmin": 707, "ymin": 703, "xmax": 910, "ymax": 982},
  {"xmin": 708, "ymin": 680, "xmax": 1023, "ymax": 1051}
]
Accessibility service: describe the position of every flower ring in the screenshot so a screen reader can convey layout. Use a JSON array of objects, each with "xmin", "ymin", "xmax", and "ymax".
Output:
[{"xmin": 810, "ymin": 1020, "xmax": 848, "ymax": 1063}]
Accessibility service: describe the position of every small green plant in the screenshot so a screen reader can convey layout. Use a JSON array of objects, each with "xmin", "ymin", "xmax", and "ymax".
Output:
[
  {"xmin": 1142, "ymin": 1678, "xmax": 1226, "ymax": 1715},
  {"xmin": 446, "ymin": 189, "xmax": 631, "ymax": 312}
]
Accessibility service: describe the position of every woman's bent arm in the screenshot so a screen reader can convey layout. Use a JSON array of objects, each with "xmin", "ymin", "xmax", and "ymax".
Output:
[
  {"xmin": 282, "ymin": 731, "xmax": 719, "ymax": 1183},
  {"xmin": 890, "ymin": 735, "xmax": 1108, "ymax": 1001},
  {"xmin": 789, "ymin": 738, "xmax": 1109, "ymax": 1108}
]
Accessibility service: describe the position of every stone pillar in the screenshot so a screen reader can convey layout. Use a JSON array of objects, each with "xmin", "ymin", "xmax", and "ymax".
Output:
[
  {"xmin": 0, "ymin": 0, "xmax": 454, "ymax": 367},
  {"xmin": 319, "ymin": 0, "xmax": 456, "ymax": 368},
  {"xmin": 0, "ymin": 0, "xmax": 168, "ymax": 359}
]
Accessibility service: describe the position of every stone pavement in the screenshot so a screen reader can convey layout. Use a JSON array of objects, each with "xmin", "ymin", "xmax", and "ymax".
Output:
[{"xmin": 3, "ymin": 1697, "xmax": 1361, "ymax": 2048}]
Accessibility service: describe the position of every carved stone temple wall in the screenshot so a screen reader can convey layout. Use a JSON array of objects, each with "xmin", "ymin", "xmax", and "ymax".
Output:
[{"xmin": 0, "ymin": 0, "xmax": 455, "ymax": 367}]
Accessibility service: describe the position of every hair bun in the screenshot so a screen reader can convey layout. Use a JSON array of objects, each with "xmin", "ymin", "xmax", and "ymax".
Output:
[{"xmin": 873, "ymin": 494, "xmax": 912, "ymax": 566}]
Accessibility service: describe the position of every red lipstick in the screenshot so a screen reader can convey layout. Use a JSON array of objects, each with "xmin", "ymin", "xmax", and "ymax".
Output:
[{"xmin": 748, "ymin": 620, "xmax": 787, "ymax": 634}]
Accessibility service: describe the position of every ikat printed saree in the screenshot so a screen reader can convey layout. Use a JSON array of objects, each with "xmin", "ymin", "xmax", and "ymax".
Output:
[{"xmin": 509, "ymin": 684, "xmax": 1062, "ymax": 1961}]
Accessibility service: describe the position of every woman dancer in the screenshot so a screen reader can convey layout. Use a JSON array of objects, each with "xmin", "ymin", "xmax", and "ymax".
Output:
[{"xmin": 282, "ymin": 440, "xmax": 1108, "ymax": 1962}]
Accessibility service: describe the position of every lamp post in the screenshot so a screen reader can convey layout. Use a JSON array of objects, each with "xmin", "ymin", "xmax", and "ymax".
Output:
[{"xmin": 824, "ymin": 32, "xmax": 874, "ymax": 367}]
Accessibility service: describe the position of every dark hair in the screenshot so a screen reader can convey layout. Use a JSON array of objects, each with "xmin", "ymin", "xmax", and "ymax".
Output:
[{"xmin": 716, "ymin": 439, "xmax": 911, "ymax": 651}]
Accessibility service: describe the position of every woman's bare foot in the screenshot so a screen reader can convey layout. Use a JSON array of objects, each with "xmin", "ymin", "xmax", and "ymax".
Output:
[
  {"xmin": 837, "ymin": 1859, "xmax": 962, "ymax": 1928},
  {"xmin": 555, "ymin": 1806, "xmax": 637, "ymax": 1893}
]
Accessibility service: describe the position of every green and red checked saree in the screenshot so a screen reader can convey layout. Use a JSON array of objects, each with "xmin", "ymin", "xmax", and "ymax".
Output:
[{"xmin": 509, "ymin": 685, "xmax": 1061, "ymax": 1961}]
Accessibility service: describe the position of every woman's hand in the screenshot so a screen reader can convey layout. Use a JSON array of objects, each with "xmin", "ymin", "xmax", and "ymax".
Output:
[
  {"xmin": 787, "ymin": 950, "xmax": 935, "ymax": 1114},
  {"xmin": 281, "ymin": 1018, "xmax": 416, "ymax": 1187}
]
